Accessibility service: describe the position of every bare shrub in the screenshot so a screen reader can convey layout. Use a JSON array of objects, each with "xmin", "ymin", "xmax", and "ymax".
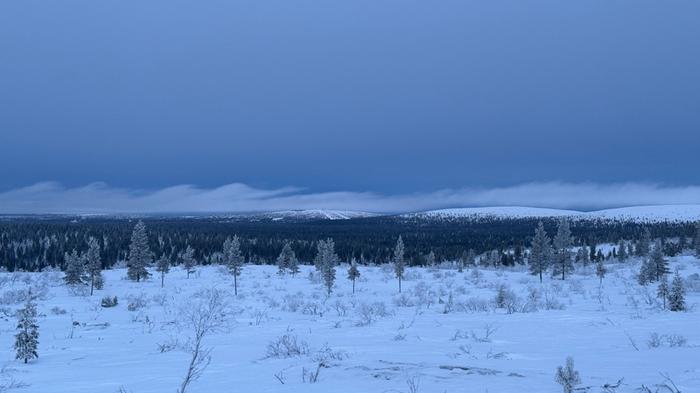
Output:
[
  {"xmin": 266, "ymin": 332, "xmax": 310, "ymax": 358},
  {"xmin": 177, "ymin": 288, "xmax": 230, "ymax": 393}
]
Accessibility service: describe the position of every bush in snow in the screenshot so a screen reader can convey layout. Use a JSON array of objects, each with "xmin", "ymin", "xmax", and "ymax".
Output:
[
  {"xmin": 266, "ymin": 333, "xmax": 310, "ymax": 358},
  {"xmin": 555, "ymin": 356, "xmax": 581, "ymax": 393},
  {"xmin": 101, "ymin": 296, "xmax": 118, "ymax": 308}
]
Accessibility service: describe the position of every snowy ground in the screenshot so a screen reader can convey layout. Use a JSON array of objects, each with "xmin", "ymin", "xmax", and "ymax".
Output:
[{"xmin": 1, "ymin": 257, "xmax": 699, "ymax": 393}]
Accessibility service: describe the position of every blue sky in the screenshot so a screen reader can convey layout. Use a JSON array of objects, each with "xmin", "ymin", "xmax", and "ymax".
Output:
[{"xmin": 1, "ymin": 1, "xmax": 699, "ymax": 212}]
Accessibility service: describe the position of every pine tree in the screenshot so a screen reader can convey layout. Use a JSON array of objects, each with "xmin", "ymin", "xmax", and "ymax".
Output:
[
  {"xmin": 63, "ymin": 249, "xmax": 86, "ymax": 286},
  {"xmin": 657, "ymin": 275, "xmax": 669, "ymax": 310},
  {"xmin": 552, "ymin": 218, "xmax": 574, "ymax": 280},
  {"xmin": 347, "ymin": 259, "xmax": 360, "ymax": 294},
  {"xmin": 15, "ymin": 293, "xmax": 39, "ymax": 364},
  {"xmin": 315, "ymin": 239, "xmax": 338, "ymax": 296},
  {"xmin": 127, "ymin": 221, "xmax": 152, "ymax": 282},
  {"xmin": 668, "ymin": 272, "xmax": 686, "ymax": 312},
  {"xmin": 529, "ymin": 222, "xmax": 551, "ymax": 283},
  {"xmin": 617, "ymin": 240, "xmax": 627, "ymax": 261},
  {"xmin": 181, "ymin": 245, "xmax": 196, "ymax": 279},
  {"xmin": 393, "ymin": 236, "xmax": 405, "ymax": 293},
  {"xmin": 276, "ymin": 242, "xmax": 297, "ymax": 276},
  {"xmin": 223, "ymin": 236, "xmax": 243, "ymax": 295},
  {"xmin": 156, "ymin": 254, "xmax": 170, "ymax": 288},
  {"xmin": 694, "ymin": 221, "xmax": 700, "ymax": 256},
  {"xmin": 595, "ymin": 259, "xmax": 606, "ymax": 285},
  {"xmin": 85, "ymin": 237, "xmax": 103, "ymax": 295}
]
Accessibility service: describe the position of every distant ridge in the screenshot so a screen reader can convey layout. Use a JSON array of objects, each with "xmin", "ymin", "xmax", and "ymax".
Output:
[{"xmin": 406, "ymin": 205, "xmax": 700, "ymax": 223}]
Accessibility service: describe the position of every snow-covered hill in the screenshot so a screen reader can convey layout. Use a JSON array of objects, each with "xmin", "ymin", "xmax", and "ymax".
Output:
[
  {"xmin": 406, "ymin": 206, "xmax": 581, "ymax": 220},
  {"xmin": 407, "ymin": 205, "xmax": 700, "ymax": 223},
  {"xmin": 249, "ymin": 209, "xmax": 379, "ymax": 221}
]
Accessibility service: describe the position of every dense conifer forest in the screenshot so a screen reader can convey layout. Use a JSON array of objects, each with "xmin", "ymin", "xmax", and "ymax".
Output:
[{"xmin": 0, "ymin": 215, "xmax": 693, "ymax": 272}]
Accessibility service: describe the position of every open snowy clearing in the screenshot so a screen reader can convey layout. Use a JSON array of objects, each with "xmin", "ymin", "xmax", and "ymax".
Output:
[{"xmin": 1, "ymin": 257, "xmax": 699, "ymax": 393}]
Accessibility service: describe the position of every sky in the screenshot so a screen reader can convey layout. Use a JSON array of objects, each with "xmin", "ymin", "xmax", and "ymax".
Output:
[{"xmin": 1, "ymin": 1, "xmax": 700, "ymax": 213}]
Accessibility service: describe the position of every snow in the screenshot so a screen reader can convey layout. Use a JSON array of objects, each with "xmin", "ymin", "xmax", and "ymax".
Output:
[
  {"xmin": 408, "ymin": 206, "xmax": 581, "ymax": 219},
  {"xmin": 2, "ymin": 258, "xmax": 699, "ymax": 392},
  {"xmin": 247, "ymin": 210, "xmax": 379, "ymax": 221},
  {"xmin": 409, "ymin": 205, "xmax": 700, "ymax": 223}
]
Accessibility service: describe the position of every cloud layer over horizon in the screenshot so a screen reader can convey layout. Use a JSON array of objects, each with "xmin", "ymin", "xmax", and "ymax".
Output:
[{"xmin": 2, "ymin": 181, "xmax": 700, "ymax": 214}]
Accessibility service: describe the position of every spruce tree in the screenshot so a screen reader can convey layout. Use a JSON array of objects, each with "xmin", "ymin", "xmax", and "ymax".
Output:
[
  {"xmin": 181, "ymin": 245, "xmax": 196, "ymax": 279},
  {"xmin": 694, "ymin": 221, "xmax": 700, "ymax": 256},
  {"xmin": 636, "ymin": 229, "xmax": 651, "ymax": 257},
  {"xmin": 85, "ymin": 237, "xmax": 103, "ymax": 295},
  {"xmin": 63, "ymin": 249, "xmax": 86, "ymax": 286},
  {"xmin": 276, "ymin": 242, "xmax": 297, "ymax": 275},
  {"xmin": 127, "ymin": 221, "xmax": 152, "ymax": 282},
  {"xmin": 347, "ymin": 259, "xmax": 360, "ymax": 294},
  {"xmin": 15, "ymin": 294, "xmax": 39, "ymax": 364},
  {"xmin": 315, "ymin": 239, "xmax": 338, "ymax": 296},
  {"xmin": 393, "ymin": 236, "xmax": 405, "ymax": 293},
  {"xmin": 529, "ymin": 222, "xmax": 551, "ymax": 283},
  {"xmin": 657, "ymin": 275, "xmax": 669, "ymax": 310},
  {"xmin": 617, "ymin": 240, "xmax": 627, "ymax": 261},
  {"xmin": 223, "ymin": 236, "xmax": 243, "ymax": 295},
  {"xmin": 649, "ymin": 240, "xmax": 670, "ymax": 282},
  {"xmin": 552, "ymin": 218, "xmax": 574, "ymax": 280},
  {"xmin": 668, "ymin": 272, "xmax": 686, "ymax": 312},
  {"xmin": 156, "ymin": 254, "xmax": 170, "ymax": 288}
]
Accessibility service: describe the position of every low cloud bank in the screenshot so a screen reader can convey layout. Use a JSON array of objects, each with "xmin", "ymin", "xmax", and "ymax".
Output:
[{"xmin": 1, "ymin": 181, "xmax": 700, "ymax": 214}]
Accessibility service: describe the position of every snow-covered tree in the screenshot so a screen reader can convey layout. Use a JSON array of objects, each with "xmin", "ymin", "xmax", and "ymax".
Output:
[
  {"xmin": 669, "ymin": 272, "xmax": 686, "ymax": 312},
  {"xmin": 63, "ymin": 249, "xmax": 86, "ymax": 286},
  {"xmin": 223, "ymin": 236, "xmax": 243, "ymax": 295},
  {"xmin": 425, "ymin": 250, "xmax": 436, "ymax": 267},
  {"xmin": 552, "ymin": 218, "xmax": 574, "ymax": 280},
  {"xmin": 529, "ymin": 222, "xmax": 551, "ymax": 283},
  {"xmin": 315, "ymin": 239, "xmax": 338, "ymax": 296},
  {"xmin": 393, "ymin": 236, "xmax": 406, "ymax": 293},
  {"xmin": 575, "ymin": 246, "xmax": 589, "ymax": 266},
  {"xmin": 459, "ymin": 249, "xmax": 475, "ymax": 272},
  {"xmin": 276, "ymin": 242, "xmax": 298, "ymax": 276},
  {"xmin": 648, "ymin": 240, "xmax": 670, "ymax": 282},
  {"xmin": 347, "ymin": 259, "xmax": 360, "ymax": 294},
  {"xmin": 636, "ymin": 228, "xmax": 651, "ymax": 257},
  {"xmin": 657, "ymin": 275, "xmax": 669, "ymax": 310},
  {"xmin": 555, "ymin": 357, "xmax": 581, "ymax": 393},
  {"xmin": 156, "ymin": 254, "xmax": 170, "ymax": 288},
  {"xmin": 127, "ymin": 221, "xmax": 152, "ymax": 282},
  {"xmin": 617, "ymin": 240, "xmax": 627, "ymax": 261},
  {"xmin": 595, "ymin": 259, "xmax": 606, "ymax": 285},
  {"xmin": 85, "ymin": 237, "xmax": 103, "ymax": 295},
  {"xmin": 15, "ymin": 293, "xmax": 39, "ymax": 364},
  {"xmin": 694, "ymin": 221, "xmax": 700, "ymax": 256},
  {"xmin": 181, "ymin": 245, "xmax": 196, "ymax": 279}
]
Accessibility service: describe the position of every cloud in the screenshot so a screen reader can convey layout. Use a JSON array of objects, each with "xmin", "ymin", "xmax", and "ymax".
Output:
[{"xmin": 1, "ymin": 181, "xmax": 700, "ymax": 214}]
